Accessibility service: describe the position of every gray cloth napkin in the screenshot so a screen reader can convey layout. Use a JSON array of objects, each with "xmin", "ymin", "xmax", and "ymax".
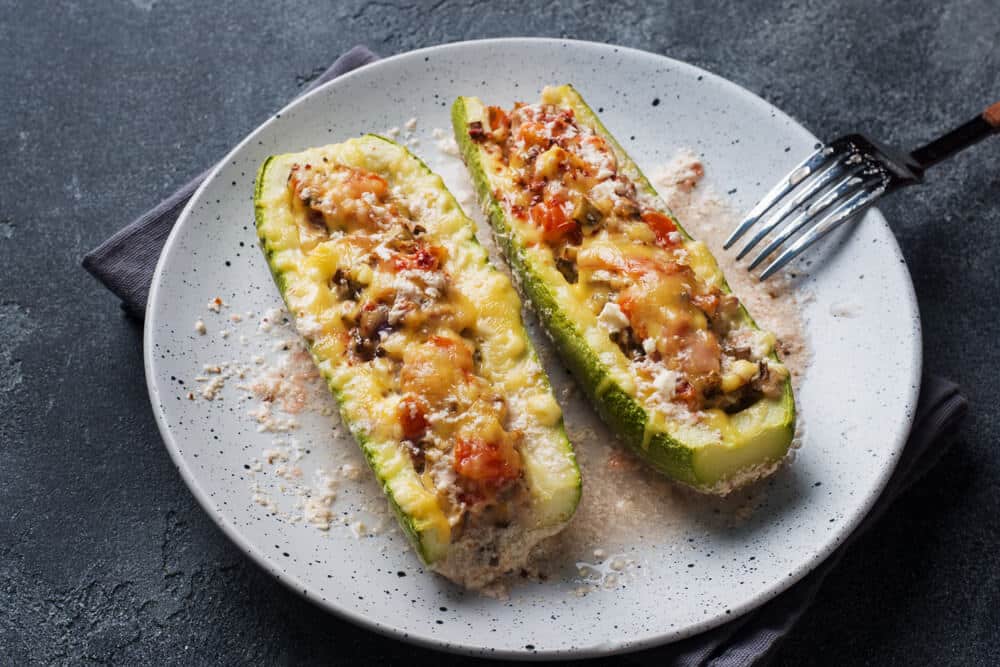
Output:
[{"xmin": 80, "ymin": 46, "xmax": 968, "ymax": 666}]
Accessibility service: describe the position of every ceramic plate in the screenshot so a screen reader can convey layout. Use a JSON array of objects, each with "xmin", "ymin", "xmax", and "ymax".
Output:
[{"xmin": 145, "ymin": 39, "xmax": 921, "ymax": 659}]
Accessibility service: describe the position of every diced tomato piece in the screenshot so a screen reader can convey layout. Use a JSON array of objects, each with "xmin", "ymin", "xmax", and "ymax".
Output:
[
  {"xmin": 392, "ymin": 241, "xmax": 445, "ymax": 272},
  {"xmin": 674, "ymin": 379, "xmax": 699, "ymax": 409},
  {"xmin": 487, "ymin": 106, "xmax": 510, "ymax": 139},
  {"xmin": 530, "ymin": 201, "xmax": 580, "ymax": 244},
  {"xmin": 641, "ymin": 211, "xmax": 680, "ymax": 248},
  {"xmin": 515, "ymin": 121, "xmax": 552, "ymax": 148},
  {"xmin": 615, "ymin": 294, "xmax": 647, "ymax": 339},
  {"xmin": 398, "ymin": 394, "xmax": 429, "ymax": 442},
  {"xmin": 543, "ymin": 108, "xmax": 575, "ymax": 140},
  {"xmin": 453, "ymin": 437, "xmax": 521, "ymax": 488},
  {"xmin": 487, "ymin": 106, "xmax": 509, "ymax": 126},
  {"xmin": 344, "ymin": 168, "xmax": 390, "ymax": 200},
  {"xmin": 427, "ymin": 334, "xmax": 453, "ymax": 349}
]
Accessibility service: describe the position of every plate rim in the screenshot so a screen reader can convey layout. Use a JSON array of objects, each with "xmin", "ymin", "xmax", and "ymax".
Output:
[{"xmin": 144, "ymin": 37, "xmax": 923, "ymax": 659}]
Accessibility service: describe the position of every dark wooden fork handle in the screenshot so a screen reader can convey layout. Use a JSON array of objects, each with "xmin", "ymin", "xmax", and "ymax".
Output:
[{"xmin": 911, "ymin": 100, "xmax": 1000, "ymax": 169}]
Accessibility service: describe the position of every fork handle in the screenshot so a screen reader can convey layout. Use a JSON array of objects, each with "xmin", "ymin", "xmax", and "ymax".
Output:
[{"xmin": 910, "ymin": 100, "xmax": 1000, "ymax": 169}]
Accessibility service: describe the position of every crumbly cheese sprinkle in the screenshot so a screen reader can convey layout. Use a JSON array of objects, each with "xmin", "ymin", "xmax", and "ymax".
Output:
[{"xmin": 596, "ymin": 301, "xmax": 629, "ymax": 333}]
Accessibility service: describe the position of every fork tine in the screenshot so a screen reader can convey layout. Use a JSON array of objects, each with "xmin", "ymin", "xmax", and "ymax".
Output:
[
  {"xmin": 734, "ymin": 159, "xmax": 855, "ymax": 260},
  {"xmin": 747, "ymin": 171, "xmax": 872, "ymax": 270},
  {"xmin": 758, "ymin": 183, "xmax": 886, "ymax": 280},
  {"xmin": 723, "ymin": 146, "xmax": 835, "ymax": 249}
]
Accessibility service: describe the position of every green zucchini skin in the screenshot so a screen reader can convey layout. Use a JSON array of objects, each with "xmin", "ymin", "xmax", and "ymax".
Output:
[
  {"xmin": 254, "ymin": 136, "xmax": 581, "ymax": 575},
  {"xmin": 253, "ymin": 153, "xmax": 428, "ymax": 561},
  {"xmin": 452, "ymin": 89, "xmax": 795, "ymax": 493}
]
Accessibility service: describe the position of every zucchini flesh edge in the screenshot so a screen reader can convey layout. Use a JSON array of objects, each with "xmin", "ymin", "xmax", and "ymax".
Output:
[
  {"xmin": 452, "ymin": 88, "xmax": 795, "ymax": 494},
  {"xmin": 254, "ymin": 135, "xmax": 580, "ymax": 585}
]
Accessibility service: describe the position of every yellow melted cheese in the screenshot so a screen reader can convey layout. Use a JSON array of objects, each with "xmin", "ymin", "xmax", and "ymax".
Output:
[
  {"xmin": 255, "ymin": 136, "xmax": 578, "ymax": 563},
  {"xmin": 462, "ymin": 89, "xmax": 789, "ymax": 451}
]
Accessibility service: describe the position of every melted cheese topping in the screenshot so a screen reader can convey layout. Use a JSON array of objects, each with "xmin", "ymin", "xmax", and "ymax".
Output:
[
  {"xmin": 463, "ymin": 87, "xmax": 790, "ymax": 448},
  {"xmin": 256, "ymin": 137, "xmax": 578, "ymax": 569}
]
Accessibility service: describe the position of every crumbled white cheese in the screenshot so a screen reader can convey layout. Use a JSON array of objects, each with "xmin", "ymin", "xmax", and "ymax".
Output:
[
  {"xmin": 207, "ymin": 297, "xmax": 225, "ymax": 313},
  {"xmin": 749, "ymin": 330, "xmax": 774, "ymax": 358},
  {"xmin": 200, "ymin": 375, "xmax": 225, "ymax": 400},
  {"xmin": 393, "ymin": 272, "xmax": 425, "ymax": 300},
  {"xmin": 294, "ymin": 313, "xmax": 324, "ymax": 339},
  {"xmin": 385, "ymin": 126, "xmax": 400, "ymax": 139},
  {"xmin": 430, "ymin": 456, "xmax": 458, "ymax": 495},
  {"xmin": 587, "ymin": 270, "xmax": 617, "ymax": 286},
  {"xmin": 597, "ymin": 301, "xmax": 630, "ymax": 333},
  {"xmin": 249, "ymin": 402, "xmax": 298, "ymax": 433},
  {"xmin": 575, "ymin": 138, "xmax": 616, "ymax": 180},
  {"xmin": 642, "ymin": 338, "xmax": 657, "ymax": 356},
  {"xmin": 446, "ymin": 179, "xmax": 473, "ymax": 206},
  {"xmin": 435, "ymin": 134, "xmax": 460, "ymax": 157},
  {"xmin": 404, "ymin": 117, "xmax": 417, "ymax": 132},
  {"xmin": 258, "ymin": 307, "xmax": 286, "ymax": 332},
  {"xmin": 262, "ymin": 448, "xmax": 288, "ymax": 465},
  {"xmin": 388, "ymin": 299, "xmax": 413, "ymax": 327},
  {"xmin": 651, "ymin": 368, "xmax": 680, "ymax": 399},
  {"xmin": 589, "ymin": 178, "xmax": 620, "ymax": 203},
  {"xmin": 406, "ymin": 268, "xmax": 448, "ymax": 293},
  {"xmin": 194, "ymin": 320, "xmax": 207, "ymax": 335},
  {"xmin": 303, "ymin": 496, "xmax": 334, "ymax": 530}
]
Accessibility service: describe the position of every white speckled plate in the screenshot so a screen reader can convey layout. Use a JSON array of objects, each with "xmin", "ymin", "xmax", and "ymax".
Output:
[{"xmin": 145, "ymin": 39, "xmax": 921, "ymax": 659}]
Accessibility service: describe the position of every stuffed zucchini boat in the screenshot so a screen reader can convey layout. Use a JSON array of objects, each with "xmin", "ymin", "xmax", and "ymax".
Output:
[
  {"xmin": 452, "ymin": 86, "xmax": 795, "ymax": 494},
  {"xmin": 254, "ymin": 135, "xmax": 580, "ymax": 587}
]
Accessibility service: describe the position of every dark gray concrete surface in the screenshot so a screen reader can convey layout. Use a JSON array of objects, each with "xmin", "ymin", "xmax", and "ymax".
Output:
[{"xmin": 2, "ymin": 1, "xmax": 998, "ymax": 664}]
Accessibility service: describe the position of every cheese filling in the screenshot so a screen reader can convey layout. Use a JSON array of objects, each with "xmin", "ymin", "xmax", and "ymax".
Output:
[
  {"xmin": 466, "ymin": 93, "xmax": 788, "ymax": 418},
  {"xmin": 285, "ymin": 160, "xmax": 528, "ymax": 528}
]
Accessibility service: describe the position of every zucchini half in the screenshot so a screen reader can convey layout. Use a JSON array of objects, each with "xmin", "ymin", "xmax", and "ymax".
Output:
[
  {"xmin": 254, "ymin": 135, "xmax": 580, "ymax": 587},
  {"xmin": 453, "ymin": 86, "xmax": 796, "ymax": 494}
]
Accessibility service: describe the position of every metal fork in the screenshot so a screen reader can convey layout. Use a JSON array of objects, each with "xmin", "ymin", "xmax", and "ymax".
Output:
[{"xmin": 725, "ymin": 100, "xmax": 1000, "ymax": 279}]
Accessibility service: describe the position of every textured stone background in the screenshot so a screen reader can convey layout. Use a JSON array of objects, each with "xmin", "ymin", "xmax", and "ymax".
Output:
[{"xmin": 2, "ymin": 0, "xmax": 998, "ymax": 664}]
